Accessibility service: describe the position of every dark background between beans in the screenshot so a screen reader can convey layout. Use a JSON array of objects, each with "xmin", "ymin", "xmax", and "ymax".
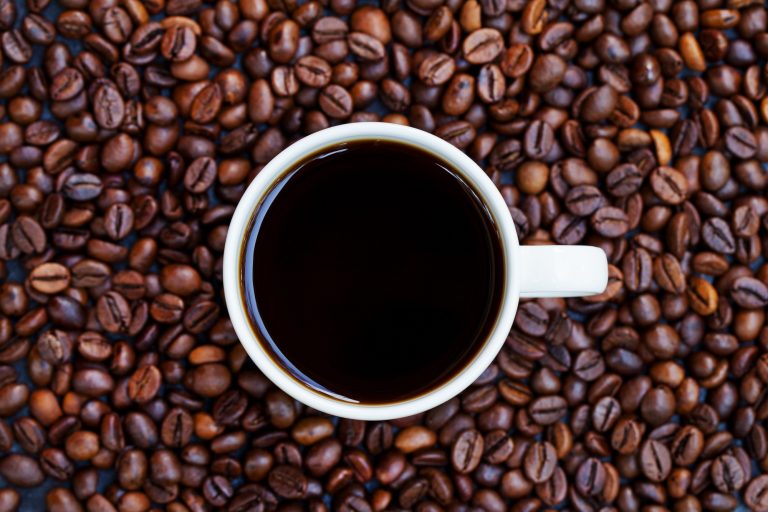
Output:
[{"xmin": 0, "ymin": 0, "xmax": 766, "ymax": 508}]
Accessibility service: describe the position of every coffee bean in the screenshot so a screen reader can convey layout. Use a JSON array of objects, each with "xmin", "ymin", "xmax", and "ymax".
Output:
[
  {"xmin": 186, "ymin": 363, "xmax": 231, "ymax": 397},
  {"xmin": 13, "ymin": 417, "xmax": 45, "ymax": 453},
  {"xmin": 93, "ymin": 82, "xmax": 125, "ymax": 130},
  {"xmin": 702, "ymin": 217, "xmax": 736, "ymax": 254},
  {"xmin": 103, "ymin": 203, "xmax": 134, "ymax": 241},
  {"xmin": 418, "ymin": 53, "xmax": 455, "ymax": 86},
  {"xmin": 183, "ymin": 300, "xmax": 220, "ymax": 333},
  {"xmin": 523, "ymin": 441, "xmax": 556, "ymax": 484},
  {"xmin": 606, "ymin": 163, "xmax": 643, "ymax": 197},
  {"xmin": 63, "ymin": 173, "xmax": 103, "ymax": 202},
  {"xmin": 380, "ymin": 79, "xmax": 410, "ymax": 112},
  {"xmin": 451, "ymin": 429, "xmax": 483, "ymax": 474},
  {"xmin": 621, "ymin": 247, "xmax": 651, "ymax": 292},
  {"xmin": 50, "ymin": 68, "xmax": 83, "ymax": 101},
  {"xmin": 348, "ymin": 31, "xmax": 385, "ymax": 61},
  {"xmin": 731, "ymin": 277, "xmax": 768, "ymax": 308},
  {"xmin": 127, "ymin": 365, "xmax": 162, "ymax": 403},
  {"xmin": 528, "ymin": 396, "xmax": 567, "ymax": 425},
  {"xmin": 160, "ymin": 407, "xmax": 193, "ymax": 448},
  {"xmin": 653, "ymin": 253, "xmax": 685, "ymax": 294},
  {"xmin": 269, "ymin": 465, "xmax": 308, "ymax": 499},
  {"xmin": 711, "ymin": 454, "xmax": 746, "ymax": 493},
  {"xmin": 190, "ymin": 83, "xmax": 223, "ymax": 124},
  {"xmin": 746, "ymin": 475, "xmax": 768, "ymax": 512},
  {"xmin": 0, "ymin": 454, "xmax": 44, "ymax": 487},
  {"xmin": 563, "ymin": 185, "xmax": 603, "ymax": 217},
  {"xmin": 11, "ymin": 215, "xmax": 45, "ymax": 254},
  {"xmin": 640, "ymin": 439, "xmax": 672, "ymax": 482},
  {"xmin": 515, "ymin": 302, "xmax": 549, "ymax": 337},
  {"xmin": 591, "ymin": 206, "xmax": 629, "ymax": 238},
  {"xmin": 462, "ymin": 28, "xmax": 503, "ymax": 64},
  {"xmin": 161, "ymin": 24, "xmax": 196, "ymax": 61},
  {"xmin": 270, "ymin": 67, "xmax": 299, "ymax": 97},
  {"xmin": 40, "ymin": 448, "xmax": 73, "ymax": 481},
  {"xmin": 724, "ymin": 126, "xmax": 757, "ymax": 159},
  {"xmin": 650, "ymin": 166, "xmax": 688, "ymax": 205},
  {"xmin": 96, "ymin": 291, "xmax": 132, "ymax": 333},
  {"xmin": 319, "ymin": 84, "xmax": 353, "ymax": 119},
  {"xmin": 65, "ymin": 430, "xmax": 100, "ymax": 461},
  {"xmin": 501, "ymin": 43, "xmax": 533, "ymax": 78},
  {"xmin": 552, "ymin": 213, "xmax": 587, "ymax": 245},
  {"xmin": 434, "ymin": 120, "xmax": 475, "ymax": 150},
  {"xmin": 294, "ymin": 55, "xmax": 332, "ymax": 87},
  {"xmin": 580, "ymin": 85, "xmax": 619, "ymax": 123},
  {"xmin": 573, "ymin": 349, "xmax": 605, "ymax": 381},
  {"xmin": 611, "ymin": 417, "xmax": 643, "ymax": 455},
  {"xmin": 575, "ymin": 458, "xmax": 606, "ymax": 497},
  {"xmin": 29, "ymin": 263, "xmax": 71, "ymax": 294},
  {"xmin": 523, "ymin": 120, "xmax": 554, "ymax": 160},
  {"xmin": 529, "ymin": 54, "xmax": 566, "ymax": 92},
  {"xmin": 183, "ymin": 156, "xmax": 216, "ymax": 194},
  {"xmin": 591, "ymin": 396, "xmax": 620, "ymax": 432}
]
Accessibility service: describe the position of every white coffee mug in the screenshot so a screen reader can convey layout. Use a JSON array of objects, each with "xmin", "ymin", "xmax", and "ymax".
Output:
[{"xmin": 224, "ymin": 123, "xmax": 608, "ymax": 420}]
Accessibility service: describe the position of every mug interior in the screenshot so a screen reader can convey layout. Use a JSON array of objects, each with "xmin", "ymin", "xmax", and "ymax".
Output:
[{"xmin": 223, "ymin": 123, "xmax": 520, "ymax": 420}]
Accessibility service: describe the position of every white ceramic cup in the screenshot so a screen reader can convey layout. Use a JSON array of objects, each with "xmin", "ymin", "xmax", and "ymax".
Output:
[{"xmin": 224, "ymin": 122, "xmax": 608, "ymax": 420}]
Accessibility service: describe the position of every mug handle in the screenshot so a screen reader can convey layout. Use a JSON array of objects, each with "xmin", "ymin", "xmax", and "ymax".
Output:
[{"xmin": 519, "ymin": 245, "xmax": 608, "ymax": 298}]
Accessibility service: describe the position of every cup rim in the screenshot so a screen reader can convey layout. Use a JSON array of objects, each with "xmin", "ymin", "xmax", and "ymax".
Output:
[{"xmin": 223, "ymin": 122, "xmax": 520, "ymax": 420}]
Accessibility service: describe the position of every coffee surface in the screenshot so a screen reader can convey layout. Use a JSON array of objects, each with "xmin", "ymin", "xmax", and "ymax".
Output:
[{"xmin": 243, "ymin": 140, "xmax": 504, "ymax": 403}]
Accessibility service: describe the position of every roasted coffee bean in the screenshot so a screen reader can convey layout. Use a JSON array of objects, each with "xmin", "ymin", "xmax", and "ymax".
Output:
[
  {"xmin": 523, "ymin": 441, "xmax": 557, "ymax": 484},
  {"xmin": 731, "ymin": 277, "xmax": 768, "ymax": 308},
  {"xmin": 592, "ymin": 206, "xmax": 629, "ymax": 238},
  {"xmin": 319, "ymin": 84, "xmax": 352, "ymax": 119},
  {"xmin": 29, "ymin": 263, "xmax": 70, "ymax": 294},
  {"xmin": 501, "ymin": 44, "xmax": 533, "ymax": 78},
  {"xmin": 640, "ymin": 440, "xmax": 672, "ymax": 482},
  {"xmin": 528, "ymin": 396, "xmax": 567, "ymax": 425},
  {"xmin": 11, "ymin": 215, "xmax": 45, "ymax": 254},
  {"xmin": 565, "ymin": 186, "xmax": 604, "ymax": 216},
  {"xmin": 462, "ymin": 28, "xmax": 503, "ymax": 64},
  {"xmin": 93, "ymin": 82, "xmax": 125, "ymax": 130},
  {"xmin": 711, "ymin": 454, "xmax": 746, "ymax": 493},
  {"xmin": 746, "ymin": 475, "xmax": 768, "ymax": 512},
  {"xmin": 103, "ymin": 203, "xmax": 134, "ymax": 241},
  {"xmin": 552, "ymin": 213, "xmax": 587, "ymax": 245},
  {"xmin": 523, "ymin": 120, "xmax": 554, "ymax": 160},
  {"xmin": 0, "ymin": 454, "xmax": 45, "ymax": 487},
  {"xmin": 606, "ymin": 164, "xmax": 643, "ymax": 197},
  {"xmin": 653, "ymin": 253, "xmax": 685, "ymax": 294},
  {"xmin": 702, "ymin": 217, "xmax": 736, "ymax": 254},
  {"xmin": 127, "ymin": 365, "xmax": 162, "ymax": 403},
  {"xmin": 96, "ymin": 291, "xmax": 132, "ymax": 333},
  {"xmin": 63, "ymin": 174, "xmax": 103, "ymax": 201},
  {"xmin": 348, "ymin": 31, "xmax": 385, "ymax": 61},
  {"xmin": 575, "ymin": 458, "xmax": 606, "ymax": 497},
  {"xmin": 184, "ymin": 156, "xmax": 217, "ymax": 193},
  {"xmin": 451, "ymin": 429, "xmax": 483, "ymax": 474},
  {"xmin": 515, "ymin": 303, "xmax": 549, "ymax": 337},
  {"xmin": 158, "ymin": 413, "xmax": 192, "ymax": 455},
  {"xmin": 295, "ymin": 55, "xmax": 332, "ymax": 87},
  {"xmin": 418, "ymin": 53, "xmax": 455, "ymax": 86},
  {"xmin": 650, "ymin": 166, "xmax": 688, "ymax": 205},
  {"xmin": 724, "ymin": 126, "xmax": 757, "ymax": 159},
  {"xmin": 268, "ymin": 465, "xmax": 308, "ymax": 499}
]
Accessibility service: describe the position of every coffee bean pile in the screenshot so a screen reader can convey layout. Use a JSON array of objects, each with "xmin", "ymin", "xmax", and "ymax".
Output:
[{"xmin": 1, "ymin": 0, "xmax": 768, "ymax": 509}]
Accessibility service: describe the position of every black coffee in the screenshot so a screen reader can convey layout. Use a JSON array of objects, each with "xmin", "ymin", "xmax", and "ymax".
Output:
[{"xmin": 242, "ymin": 140, "xmax": 504, "ymax": 403}]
